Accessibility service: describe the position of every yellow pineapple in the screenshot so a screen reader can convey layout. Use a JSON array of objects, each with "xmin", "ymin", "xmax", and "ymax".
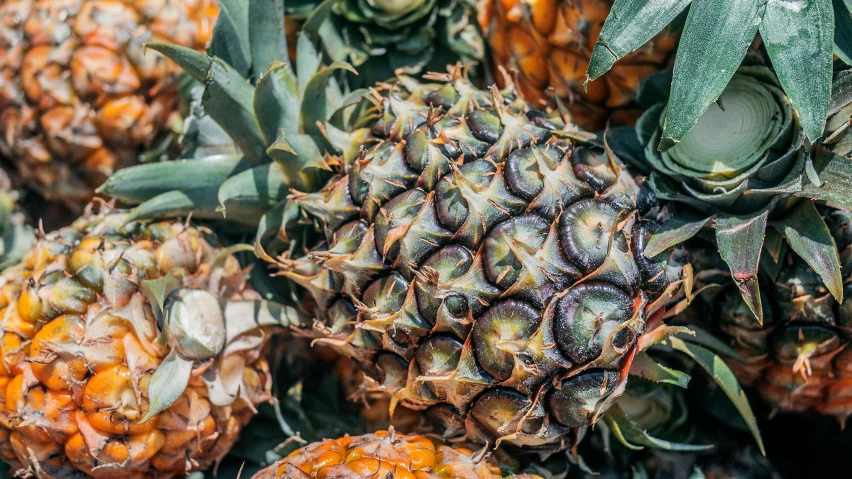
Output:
[
  {"xmin": 478, "ymin": 0, "xmax": 677, "ymax": 130},
  {"xmin": 0, "ymin": 0, "xmax": 218, "ymax": 208}
]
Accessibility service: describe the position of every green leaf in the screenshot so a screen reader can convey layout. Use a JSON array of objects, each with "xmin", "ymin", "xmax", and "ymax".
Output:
[
  {"xmin": 303, "ymin": 0, "xmax": 339, "ymax": 35},
  {"xmin": 223, "ymin": 300, "xmax": 312, "ymax": 341},
  {"xmin": 126, "ymin": 189, "xmax": 224, "ymax": 224},
  {"xmin": 97, "ymin": 156, "xmax": 243, "ymax": 203},
  {"xmin": 140, "ymin": 270, "xmax": 185, "ymax": 319},
  {"xmin": 204, "ymin": 58, "xmax": 269, "ymax": 165},
  {"xmin": 629, "ymin": 352, "xmax": 691, "ymax": 388},
  {"xmin": 834, "ymin": 0, "xmax": 852, "ymax": 64},
  {"xmin": 716, "ymin": 209, "xmax": 769, "ymax": 324},
  {"xmin": 296, "ymin": 32, "xmax": 323, "ymax": 96},
  {"xmin": 667, "ymin": 337, "xmax": 765, "ymax": 455},
  {"xmin": 141, "ymin": 350, "xmax": 194, "ymax": 422},
  {"xmin": 675, "ymin": 327, "xmax": 744, "ymax": 361},
  {"xmin": 254, "ymin": 64, "xmax": 300, "ymax": 145},
  {"xmin": 209, "ymin": 0, "xmax": 251, "ymax": 76},
  {"xmin": 660, "ymin": 0, "xmax": 765, "ymax": 151},
  {"xmin": 604, "ymin": 405, "xmax": 713, "ymax": 451},
  {"xmin": 772, "ymin": 200, "xmax": 843, "ymax": 301},
  {"xmin": 645, "ymin": 213, "xmax": 713, "ymax": 257},
  {"xmin": 300, "ymin": 62, "xmax": 358, "ymax": 146},
  {"xmin": 217, "ymin": 164, "xmax": 290, "ymax": 218},
  {"xmin": 801, "ymin": 149, "xmax": 852, "ymax": 210},
  {"xmin": 761, "ymin": 0, "xmax": 834, "ymax": 142},
  {"xmin": 249, "ymin": 0, "xmax": 287, "ymax": 80},
  {"xmin": 587, "ymin": 0, "xmax": 690, "ymax": 81},
  {"xmin": 145, "ymin": 43, "xmax": 211, "ymax": 82}
]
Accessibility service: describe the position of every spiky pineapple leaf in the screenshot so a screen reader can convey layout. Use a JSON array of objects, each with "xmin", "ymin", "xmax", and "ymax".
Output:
[
  {"xmin": 716, "ymin": 209, "xmax": 769, "ymax": 324},
  {"xmin": 659, "ymin": 0, "xmax": 764, "ymax": 151},
  {"xmin": 140, "ymin": 269, "xmax": 185, "ymax": 322},
  {"xmin": 675, "ymin": 327, "xmax": 744, "ymax": 361},
  {"xmin": 771, "ymin": 200, "xmax": 843, "ymax": 302},
  {"xmin": 127, "ymin": 189, "xmax": 227, "ymax": 224},
  {"xmin": 217, "ymin": 164, "xmax": 290, "ymax": 217},
  {"xmin": 142, "ymin": 350, "xmax": 194, "ymax": 422},
  {"xmin": 761, "ymin": 0, "xmax": 834, "ymax": 142},
  {"xmin": 98, "ymin": 156, "xmax": 244, "ymax": 204},
  {"xmin": 605, "ymin": 405, "xmax": 713, "ymax": 451},
  {"xmin": 587, "ymin": 0, "xmax": 690, "ymax": 82},
  {"xmin": 204, "ymin": 58, "xmax": 270, "ymax": 165},
  {"xmin": 146, "ymin": 43, "xmax": 211, "ymax": 83},
  {"xmin": 210, "ymin": 0, "xmax": 251, "ymax": 76},
  {"xmin": 666, "ymin": 336, "xmax": 765, "ymax": 455},
  {"xmin": 645, "ymin": 213, "xmax": 713, "ymax": 258},
  {"xmin": 833, "ymin": 0, "xmax": 852, "ymax": 64},
  {"xmin": 248, "ymin": 0, "xmax": 287, "ymax": 80},
  {"xmin": 630, "ymin": 352, "xmax": 691, "ymax": 388},
  {"xmin": 800, "ymin": 149, "xmax": 852, "ymax": 209},
  {"xmin": 254, "ymin": 64, "xmax": 300, "ymax": 145},
  {"xmin": 301, "ymin": 62, "xmax": 358, "ymax": 147},
  {"xmin": 303, "ymin": 0, "xmax": 339, "ymax": 35}
]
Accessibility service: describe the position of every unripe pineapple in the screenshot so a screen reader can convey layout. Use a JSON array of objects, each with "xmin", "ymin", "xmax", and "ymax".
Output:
[
  {"xmin": 252, "ymin": 428, "xmax": 543, "ymax": 479},
  {"xmin": 0, "ymin": 207, "xmax": 294, "ymax": 478},
  {"xmin": 477, "ymin": 0, "xmax": 677, "ymax": 130},
  {"xmin": 0, "ymin": 0, "xmax": 218, "ymax": 208}
]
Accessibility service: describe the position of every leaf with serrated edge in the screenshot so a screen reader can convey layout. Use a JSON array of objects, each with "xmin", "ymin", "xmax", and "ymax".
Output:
[
  {"xmin": 645, "ymin": 214, "xmax": 713, "ymax": 258},
  {"xmin": 145, "ymin": 43, "xmax": 210, "ymax": 83},
  {"xmin": 300, "ymin": 62, "xmax": 357, "ymax": 147},
  {"xmin": 667, "ymin": 337, "xmax": 764, "ymax": 454},
  {"xmin": 800, "ymin": 149, "xmax": 852, "ymax": 210},
  {"xmin": 761, "ymin": 0, "xmax": 833, "ymax": 142},
  {"xmin": 716, "ymin": 209, "xmax": 769, "ymax": 324},
  {"xmin": 772, "ymin": 200, "xmax": 843, "ymax": 301},
  {"xmin": 141, "ymin": 350, "xmax": 194, "ymax": 422},
  {"xmin": 660, "ymin": 0, "xmax": 764, "ymax": 151},
  {"xmin": 630, "ymin": 352, "xmax": 691, "ymax": 387},
  {"xmin": 605, "ymin": 405, "xmax": 713, "ymax": 451},
  {"xmin": 588, "ymin": 0, "xmax": 691, "ymax": 81}
]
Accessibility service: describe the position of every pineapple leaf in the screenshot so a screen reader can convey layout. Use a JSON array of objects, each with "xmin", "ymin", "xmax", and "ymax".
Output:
[
  {"xmin": 140, "ymin": 269, "xmax": 185, "ymax": 323},
  {"xmin": 800, "ymin": 148, "xmax": 852, "ymax": 209},
  {"xmin": 222, "ymin": 300, "xmax": 312, "ymax": 340},
  {"xmin": 267, "ymin": 133, "xmax": 330, "ymax": 192},
  {"xmin": 674, "ymin": 327, "xmax": 744, "ymax": 361},
  {"xmin": 300, "ymin": 62, "xmax": 359, "ymax": 147},
  {"xmin": 303, "ymin": 0, "xmax": 339, "ymax": 35},
  {"xmin": 830, "ymin": 69, "xmax": 852, "ymax": 118},
  {"xmin": 660, "ymin": 0, "xmax": 765, "ymax": 151},
  {"xmin": 210, "ymin": 0, "xmax": 251, "ymax": 76},
  {"xmin": 629, "ymin": 352, "xmax": 691, "ymax": 388},
  {"xmin": 604, "ymin": 405, "xmax": 713, "ymax": 451},
  {"xmin": 254, "ymin": 64, "xmax": 300, "ymax": 145},
  {"xmin": 145, "ymin": 43, "xmax": 211, "ymax": 83},
  {"xmin": 127, "ymin": 189, "xmax": 225, "ymax": 224},
  {"xmin": 97, "ymin": 156, "xmax": 244, "ymax": 204},
  {"xmin": 296, "ymin": 33, "xmax": 323, "ymax": 96},
  {"xmin": 248, "ymin": 0, "xmax": 287, "ymax": 80},
  {"xmin": 771, "ymin": 200, "xmax": 843, "ymax": 302},
  {"xmin": 644, "ymin": 213, "xmax": 713, "ymax": 258},
  {"xmin": 761, "ymin": 0, "xmax": 834, "ymax": 143},
  {"xmin": 218, "ymin": 165, "xmax": 289, "ymax": 218},
  {"xmin": 204, "ymin": 58, "xmax": 270, "ymax": 166},
  {"xmin": 666, "ymin": 337, "xmax": 765, "ymax": 455},
  {"xmin": 587, "ymin": 0, "xmax": 690, "ymax": 82},
  {"xmin": 835, "ymin": 0, "xmax": 852, "ymax": 64},
  {"xmin": 715, "ymin": 209, "xmax": 769, "ymax": 324},
  {"xmin": 142, "ymin": 350, "xmax": 194, "ymax": 423}
]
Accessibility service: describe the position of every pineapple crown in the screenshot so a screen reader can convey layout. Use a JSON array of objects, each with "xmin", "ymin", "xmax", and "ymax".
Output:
[
  {"xmin": 614, "ymin": 66, "xmax": 852, "ymax": 325},
  {"xmin": 587, "ymin": 0, "xmax": 850, "ymax": 148}
]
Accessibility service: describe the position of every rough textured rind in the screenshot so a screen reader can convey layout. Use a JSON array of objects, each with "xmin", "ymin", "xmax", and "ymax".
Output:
[
  {"xmin": 274, "ymin": 69, "xmax": 685, "ymax": 452},
  {"xmin": 0, "ymin": 208, "xmax": 271, "ymax": 479},
  {"xmin": 0, "ymin": 0, "xmax": 217, "ymax": 207}
]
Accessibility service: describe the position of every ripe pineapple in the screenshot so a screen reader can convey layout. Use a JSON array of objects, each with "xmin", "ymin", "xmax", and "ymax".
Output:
[
  {"xmin": 0, "ymin": 0, "xmax": 218, "ymax": 208},
  {"xmin": 477, "ymin": 0, "xmax": 677, "ymax": 130},
  {"xmin": 252, "ymin": 428, "xmax": 544, "ymax": 479},
  {"xmin": 102, "ymin": 1, "xmax": 759, "ymax": 455},
  {"xmin": 0, "ymin": 206, "xmax": 299, "ymax": 478}
]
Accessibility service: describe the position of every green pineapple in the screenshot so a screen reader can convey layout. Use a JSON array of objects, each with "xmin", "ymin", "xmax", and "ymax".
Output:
[{"xmin": 101, "ymin": 2, "xmax": 761, "ymax": 455}]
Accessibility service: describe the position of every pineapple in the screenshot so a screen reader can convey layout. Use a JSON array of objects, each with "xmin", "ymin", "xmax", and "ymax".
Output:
[
  {"xmin": 0, "ymin": 0, "xmax": 218, "ymax": 208},
  {"xmin": 0, "ymin": 206, "xmax": 302, "ymax": 478},
  {"xmin": 102, "ymin": 1, "xmax": 760, "ymax": 455},
  {"xmin": 477, "ymin": 0, "xmax": 677, "ymax": 130},
  {"xmin": 0, "ymin": 168, "xmax": 32, "ymax": 269},
  {"xmin": 252, "ymin": 428, "xmax": 544, "ymax": 479}
]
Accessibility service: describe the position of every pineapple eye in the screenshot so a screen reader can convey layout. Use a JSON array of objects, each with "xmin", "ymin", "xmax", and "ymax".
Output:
[
  {"xmin": 472, "ymin": 299, "xmax": 539, "ymax": 381},
  {"xmin": 559, "ymin": 199, "xmax": 622, "ymax": 272},
  {"xmin": 554, "ymin": 282, "xmax": 632, "ymax": 364},
  {"xmin": 469, "ymin": 388, "xmax": 534, "ymax": 438},
  {"xmin": 770, "ymin": 325, "xmax": 841, "ymax": 364},
  {"xmin": 549, "ymin": 370, "xmax": 621, "ymax": 427},
  {"xmin": 483, "ymin": 214, "xmax": 549, "ymax": 289}
]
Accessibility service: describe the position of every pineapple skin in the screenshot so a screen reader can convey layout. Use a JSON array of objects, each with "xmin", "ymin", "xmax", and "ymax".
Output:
[
  {"xmin": 477, "ymin": 0, "xmax": 677, "ymax": 131},
  {"xmin": 0, "ymin": 0, "xmax": 217, "ymax": 208},
  {"xmin": 252, "ymin": 429, "xmax": 544, "ymax": 479},
  {"xmin": 0, "ymin": 209, "xmax": 271, "ymax": 479},
  {"xmin": 278, "ymin": 70, "xmax": 685, "ymax": 452}
]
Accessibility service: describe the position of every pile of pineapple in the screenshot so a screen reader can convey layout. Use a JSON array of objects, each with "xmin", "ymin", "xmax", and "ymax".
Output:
[{"xmin": 0, "ymin": 0, "xmax": 851, "ymax": 477}]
